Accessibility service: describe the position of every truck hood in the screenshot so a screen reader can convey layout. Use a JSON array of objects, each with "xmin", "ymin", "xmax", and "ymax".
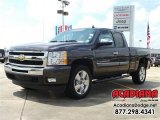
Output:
[{"xmin": 10, "ymin": 42, "xmax": 83, "ymax": 51}]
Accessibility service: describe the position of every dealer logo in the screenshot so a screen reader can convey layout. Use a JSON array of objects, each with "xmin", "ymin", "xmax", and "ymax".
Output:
[
  {"xmin": 18, "ymin": 54, "xmax": 25, "ymax": 61},
  {"xmin": 112, "ymin": 89, "xmax": 158, "ymax": 99}
]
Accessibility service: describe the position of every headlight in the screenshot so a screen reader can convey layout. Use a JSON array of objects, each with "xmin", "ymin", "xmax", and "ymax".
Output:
[{"xmin": 47, "ymin": 51, "xmax": 67, "ymax": 65}]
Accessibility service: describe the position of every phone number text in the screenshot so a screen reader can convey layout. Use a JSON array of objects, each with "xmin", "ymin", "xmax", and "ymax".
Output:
[{"xmin": 114, "ymin": 109, "xmax": 155, "ymax": 115}]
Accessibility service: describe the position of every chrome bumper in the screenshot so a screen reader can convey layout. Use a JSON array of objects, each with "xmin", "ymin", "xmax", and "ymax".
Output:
[
  {"xmin": 0, "ymin": 57, "xmax": 4, "ymax": 60},
  {"xmin": 5, "ymin": 64, "xmax": 43, "ymax": 75}
]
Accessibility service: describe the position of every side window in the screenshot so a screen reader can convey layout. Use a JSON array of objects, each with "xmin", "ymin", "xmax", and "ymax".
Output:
[
  {"xmin": 113, "ymin": 32, "xmax": 125, "ymax": 48},
  {"xmin": 98, "ymin": 30, "xmax": 115, "ymax": 47}
]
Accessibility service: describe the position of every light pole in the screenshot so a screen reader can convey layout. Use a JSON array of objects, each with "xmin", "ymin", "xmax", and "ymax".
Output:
[
  {"xmin": 42, "ymin": 18, "xmax": 45, "ymax": 42},
  {"xmin": 57, "ymin": 0, "xmax": 70, "ymax": 32}
]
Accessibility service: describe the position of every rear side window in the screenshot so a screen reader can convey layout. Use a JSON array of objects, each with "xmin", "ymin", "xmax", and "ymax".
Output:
[{"xmin": 113, "ymin": 32, "xmax": 125, "ymax": 48}]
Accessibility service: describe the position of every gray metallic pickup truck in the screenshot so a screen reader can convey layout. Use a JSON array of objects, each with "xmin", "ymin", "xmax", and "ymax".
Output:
[
  {"xmin": 5, "ymin": 28, "xmax": 150, "ymax": 99},
  {"xmin": 0, "ymin": 49, "xmax": 5, "ymax": 63}
]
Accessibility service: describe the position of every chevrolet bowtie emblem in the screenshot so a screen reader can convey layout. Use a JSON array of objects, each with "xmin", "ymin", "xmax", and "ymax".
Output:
[{"xmin": 18, "ymin": 54, "xmax": 25, "ymax": 61}]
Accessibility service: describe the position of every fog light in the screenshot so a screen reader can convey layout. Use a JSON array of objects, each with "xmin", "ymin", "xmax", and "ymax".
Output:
[{"xmin": 48, "ymin": 78, "xmax": 56, "ymax": 82}]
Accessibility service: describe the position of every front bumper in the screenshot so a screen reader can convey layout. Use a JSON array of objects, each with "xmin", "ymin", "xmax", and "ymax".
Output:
[
  {"xmin": 4, "ymin": 63, "xmax": 71, "ymax": 89},
  {"xmin": 0, "ymin": 57, "xmax": 4, "ymax": 60},
  {"xmin": 5, "ymin": 64, "xmax": 44, "ymax": 75}
]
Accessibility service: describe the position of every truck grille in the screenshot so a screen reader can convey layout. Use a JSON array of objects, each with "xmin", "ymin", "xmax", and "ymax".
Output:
[
  {"xmin": 8, "ymin": 51, "xmax": 48, "ymax": 67},
  {"xmin": 9, "ymin": 52, "xmax": 44, "ymax": 56},
  {"xmin": 9, "ymin": 59, "xmax": 43, "ymax": 65}
]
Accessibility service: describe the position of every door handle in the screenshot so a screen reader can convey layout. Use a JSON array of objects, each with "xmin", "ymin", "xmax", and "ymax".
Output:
[{"xmin": 113, "ymin": 51, "xmax": 118, "ymax": 55}]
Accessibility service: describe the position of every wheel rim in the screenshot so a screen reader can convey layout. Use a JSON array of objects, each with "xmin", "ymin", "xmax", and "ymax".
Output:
[
  {"xmin": 74, "ymin": 70, "xmax": 90, "ymax": 95},
  {"xmin": 139, "ymin": 66, "xmax": 146, "ymax": 82}
]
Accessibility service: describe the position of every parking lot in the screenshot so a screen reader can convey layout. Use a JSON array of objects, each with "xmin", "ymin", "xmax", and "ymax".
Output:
[{"xmin": 0, "ymin": 63, "xmax": 160, "ymax": 120}]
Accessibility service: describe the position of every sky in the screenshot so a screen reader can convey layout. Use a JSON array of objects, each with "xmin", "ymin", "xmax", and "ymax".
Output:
[{"xmin": 0, "ymin": 0, "xmax": 160, "ymax": 49}]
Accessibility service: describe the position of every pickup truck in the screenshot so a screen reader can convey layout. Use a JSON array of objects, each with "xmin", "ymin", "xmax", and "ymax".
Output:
[
  {"xmin": 154, "ymin": 56, "xmax": 160, "ymax": 67},
  {"xmin": 4, "ymin": 28, "xmax": 150, "ymax": 99},
  {"xmin": 0, "ymin": 49, "xmax": 5, "ymax": 63}
]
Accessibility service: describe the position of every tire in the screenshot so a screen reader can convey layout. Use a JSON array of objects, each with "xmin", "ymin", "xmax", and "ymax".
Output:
[
  {"xmin": 66, "ymin": 65, "xmax": 92, "ymax": 99},
  {"xmin": 132, "ymin": 64, "xmax": 146, "ymax": 84}
]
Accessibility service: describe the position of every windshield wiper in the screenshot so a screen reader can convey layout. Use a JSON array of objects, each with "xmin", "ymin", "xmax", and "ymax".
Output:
[
  {"xmin": 50, "ymin": 40, "xmax": 77, "ymax": 42},
  {"xmin": 50, "ymin": 40, "xmax": 58, "ymax": 42},
  {"xmin": 62, "ymin": 40, "xmax": 77, "ymax": 42}
]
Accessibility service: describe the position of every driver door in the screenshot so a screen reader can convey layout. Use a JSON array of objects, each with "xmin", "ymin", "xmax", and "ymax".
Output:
[{"xmin": 94, "ymin": 30, "xmax": 119, "ymax": 76}]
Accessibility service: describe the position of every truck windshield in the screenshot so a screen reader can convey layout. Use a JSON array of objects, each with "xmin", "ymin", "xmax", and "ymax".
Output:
[{"xmin": 50, "ymin": 29, "xmax": 95, "ymax": 43}]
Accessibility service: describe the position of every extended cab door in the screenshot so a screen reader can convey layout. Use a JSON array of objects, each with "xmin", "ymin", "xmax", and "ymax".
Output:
[
  {"xmin": 113, "ymin": 32, "xmax": 130, "ymax": 73},
  {"xmin": 94, "ymin": 30, "xmax": 119, "ymax": 76}
]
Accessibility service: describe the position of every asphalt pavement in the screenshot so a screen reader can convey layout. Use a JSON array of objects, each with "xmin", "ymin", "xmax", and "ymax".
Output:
[{"xmin": 0, "ymin": 63, "xmax": 160, "ymax": 120}]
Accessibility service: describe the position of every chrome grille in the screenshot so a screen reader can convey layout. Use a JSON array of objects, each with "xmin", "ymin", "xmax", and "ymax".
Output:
[
  {"xmin": 8, "ymin": 51, "xmax": 48, "ymax": 67},
  {"xmin": 9, "ymin": 52, "xmax": 44, "ymax": 56}
]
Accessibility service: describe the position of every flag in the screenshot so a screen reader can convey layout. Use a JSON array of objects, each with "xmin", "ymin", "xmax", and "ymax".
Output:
[
  {"xmin": 55, "ymin": 25, "xmax": 72, "ymax": 35},
  {"xmin": 55, "ymin": 26, "xmax": 63, "ymax": 35},
  {"xmin": 65, "ymin": 25, "xmax": 72, "ymax": 31},
  {"xmin": 147, "ymin": 23, "xmax": 150, "ymax": 48}
]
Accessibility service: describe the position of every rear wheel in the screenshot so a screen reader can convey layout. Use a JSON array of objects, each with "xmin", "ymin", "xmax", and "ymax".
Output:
[
  {"xmin": 66, "ymin": 65, "xmax": 92, "ymax": 99},
  {"xmin": 132, "ymin": 64, "xmax": 146, "ymax": 84}
]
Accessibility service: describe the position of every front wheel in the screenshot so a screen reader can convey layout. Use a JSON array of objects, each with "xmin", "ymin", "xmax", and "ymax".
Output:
[
  {"xmin": 66, "ymin": 65, "xmax": 92, "ymax": 99},
  {"xmin": 132, "ymin": 64, "xmax": 146, "ymax": 84}
]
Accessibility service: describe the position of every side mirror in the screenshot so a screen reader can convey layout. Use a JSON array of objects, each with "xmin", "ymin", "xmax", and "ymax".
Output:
[{"xmin": 97, "ymin": 38, "xmax": 113, "ymax": 46}]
